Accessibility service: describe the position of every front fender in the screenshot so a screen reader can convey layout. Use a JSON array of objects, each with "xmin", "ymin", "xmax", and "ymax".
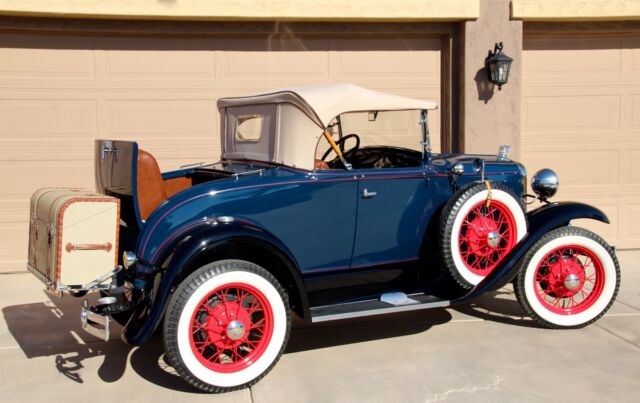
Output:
[
  {"xmin": 455, "ymin": 202, "xmax": 609, "ymax": 304},
  {"xmin": 122, "ymin": 221, "xmax": 308, "ymax": 345}
]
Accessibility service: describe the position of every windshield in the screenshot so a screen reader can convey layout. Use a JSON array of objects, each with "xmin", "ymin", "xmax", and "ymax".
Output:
[
  {"xmin": 315, "ymin": 110, "xmax": 429, "ymax": 167},
  {"xmin": 339, "ymin": 110, "xmax": 424, "ymax": 151}
]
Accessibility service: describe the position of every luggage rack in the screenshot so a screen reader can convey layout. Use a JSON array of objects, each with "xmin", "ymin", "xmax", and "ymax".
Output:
[{"xmin": 27, "ymin": 264, "xmax": 121, "ymax": 298}]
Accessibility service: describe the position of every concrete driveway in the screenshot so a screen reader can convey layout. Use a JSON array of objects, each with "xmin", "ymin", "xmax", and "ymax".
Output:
[{"xmin": 1, "ymin": 251, "xmax": 638, "ymax": 403}]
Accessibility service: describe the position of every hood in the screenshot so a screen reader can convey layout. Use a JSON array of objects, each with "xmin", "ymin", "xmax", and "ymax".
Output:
[{"xmin": 432, "ymin": 153, "xmax": 524, "ymax": 175}]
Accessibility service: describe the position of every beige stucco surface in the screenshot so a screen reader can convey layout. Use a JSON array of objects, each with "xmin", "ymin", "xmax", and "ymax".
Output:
[
  {"xmin": 521, "ymin": 34, "xmax": 640, "ymax": 249},
  {"xmin": 462, "ymin": 0, "xmax": 522, "ymax": 158},
  {"xmin": 512, "ymin": 0, "xmax": 640, "ymax": 21},
  {"xmin": 0, "ymin": 32, "xmax": 441, "ymax": 273},
  {"xmin": 0, "ymin": 0, "xmax": 479, "ymax": 21}
]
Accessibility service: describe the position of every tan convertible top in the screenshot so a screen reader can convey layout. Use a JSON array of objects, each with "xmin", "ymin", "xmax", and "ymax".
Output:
[{"xmin": 217, "ymin": 83, "xmax": 438, "ymax": 129}]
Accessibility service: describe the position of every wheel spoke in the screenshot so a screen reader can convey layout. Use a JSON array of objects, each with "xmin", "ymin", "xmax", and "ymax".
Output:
[
  {"xmin": 251, "ymin": 317, "xmax": 266, "ymax": 330},
  {"xmin": 188, "ymin": 280, "xmax": 275, "ymax": 373},
  {"xmin": 192, "ymin": 321, "xmax": 207, "ymax": 333},
  {"xmin": 531, "ymin": 243, "xmax": 607, "ymax": 316}
]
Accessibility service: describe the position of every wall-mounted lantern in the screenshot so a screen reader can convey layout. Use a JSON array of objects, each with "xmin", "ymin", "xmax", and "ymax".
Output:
[{"xmin": 486, "ymin": 42, "xmax": 513, "ymax": 90}]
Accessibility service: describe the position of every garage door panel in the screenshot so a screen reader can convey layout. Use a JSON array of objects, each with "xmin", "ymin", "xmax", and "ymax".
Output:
[
  {"xmin": 217, "ymin": 38, "xmax": 330, "ymax": 83},
  {"xmin": 524, "ymin": 149, "xmax": 619, "ymax": 188},
  {"xmin": 523, "ymin": 35, "xmax": 640, "ymax": 248},
  {"xmin": 0, "ymin": 140, "xmax": 92, "ymax": 163},
  {"xmin": 0, "ymin": 100, "xmax": 97, "ymax": 137},
  {"xmin": 0, "ymin": 161, "xmax": 94, "ymax": 196},
  {"xmin": 628, "ymin": 149, "xmax": 640, "ymax": 185},
  {"xmin": 523, "ymin": 95, "xmax": 620, "ymax": 132},
  {"xmin": 523, "ymin": 37, "xmax": 622, "ymax": 83},
  {"xmin": 630, "ymin": 95, "xmax": 640, "ymax": 129},
  {"xmin": 0, "ymin": 34, "xmax": 95, "ymax": 78},
  {"xmin": 107, "ymin": 100, "xmax": 216, "ymax": 135},
  {"xmin": 99, "ymin": 37, "xmax": 216, "ymax": 79},
  {"xmin": 626, "ymin": 205, "xmax": 640, "ymax": 242},
  {"xmin": 330, "ymin": 38, "xmax": 440, "ymax": 79},
  {"xmin": 0, "ymin": 202, "xmax": 24, "ymax": 223}
]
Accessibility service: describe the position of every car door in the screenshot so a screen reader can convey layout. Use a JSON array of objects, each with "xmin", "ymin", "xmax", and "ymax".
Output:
[
  {"xmin": 269, "ymin": 170, "xmax": 358, "ymax": 273},
  {"xmin": 351, "ymin": 166, "xmax": 430, "ymax": 270}
]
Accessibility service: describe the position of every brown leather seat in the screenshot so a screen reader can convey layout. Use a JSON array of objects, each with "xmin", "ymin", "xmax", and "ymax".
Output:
[
  {"xmin": 137, "ymin": 149, "xmax": 168, "ymax": 220},
  {"xmin": 314, "ymin": 159, "xmax": 330, "ymax": 170}
]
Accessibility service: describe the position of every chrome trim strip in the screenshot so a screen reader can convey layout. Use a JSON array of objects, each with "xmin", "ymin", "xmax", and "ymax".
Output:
[
  {"xmin": 178, "ymin": 161, "xmax": 205, "ymax": 169},
  {"xmin": 232, "ymin": 168, "xmax": 265, "ymax": 178}
]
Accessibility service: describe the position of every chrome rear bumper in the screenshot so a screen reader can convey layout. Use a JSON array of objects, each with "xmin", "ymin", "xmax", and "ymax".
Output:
[{"xmin": 80, "ymin": 299, "xmax": 111, "ymax": 342}]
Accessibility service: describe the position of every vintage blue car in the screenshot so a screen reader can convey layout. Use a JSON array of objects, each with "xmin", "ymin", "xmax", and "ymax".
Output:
[{"xmin": 27, "ymin": 83, "xmax": 620, "ymax": 392}]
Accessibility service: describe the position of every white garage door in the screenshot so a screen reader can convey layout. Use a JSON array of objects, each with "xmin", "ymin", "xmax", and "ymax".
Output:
[
  {"xmin": 522, "ymin": 35, "xmax": 640, "ymax": 249},
  {"xmin": 0, "ymin": 32, "xmax": 441, "ymax": 272}
]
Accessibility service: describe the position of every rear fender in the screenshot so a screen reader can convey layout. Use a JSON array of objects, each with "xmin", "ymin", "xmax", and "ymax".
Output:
[
  {"xmin": 455, "ymin": 202, "xmax": 609, "ymax": 303},
  {"xmin": 122, "ymin": 221, "xmax": 307, "ymax": 345}
]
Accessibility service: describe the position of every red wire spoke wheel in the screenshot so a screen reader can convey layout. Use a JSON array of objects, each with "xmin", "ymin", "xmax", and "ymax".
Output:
[
  {"xmin": 458, "ymin": 200, "xmax": 517, "ymax": 276},
  {"xmin": 164, "ymin": 260, "xmax": 290, "ymax": 393},
  {"xmin": 189, "ymin": 283, "xmax": 274, "ymax": 373},
  {"xmin": 532, "ymin": 245, "xmax": 604, "ymax": 315},
  {"xmin": 441, "ymin": 182, "xmax": 527, "ymax": 289},
  {"xmin": 515, "ymin": 227, "xmax": 620, "ymax": 329}
]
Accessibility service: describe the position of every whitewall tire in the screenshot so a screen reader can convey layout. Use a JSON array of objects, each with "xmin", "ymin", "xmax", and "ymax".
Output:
[
  {"xmin": 515, "ymin": 227, "xmax": 620, "ymax": 328},
  {"xmin": 163, "ymin": 260, "xmax": 290, "ymax": 392},
  {"xmin": 440, "ymin": 182, "xmax": 527, "ymax": 288}
]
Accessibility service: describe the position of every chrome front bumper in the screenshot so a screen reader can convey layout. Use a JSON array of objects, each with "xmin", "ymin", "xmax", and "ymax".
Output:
[{"xmin": 80, "ymin": 299, "xmax": 111, "ymax": 342}]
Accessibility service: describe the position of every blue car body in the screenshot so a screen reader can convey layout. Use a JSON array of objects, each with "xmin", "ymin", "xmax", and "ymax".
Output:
[{"xmin": 95, "ymin": 140, "xmax": 607, "ymax": 345}]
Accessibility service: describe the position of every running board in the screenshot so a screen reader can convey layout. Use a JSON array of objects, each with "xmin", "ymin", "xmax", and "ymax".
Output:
[{"xmin": 310, "ymin": 293, "xmax": 451, "ymax": 323}]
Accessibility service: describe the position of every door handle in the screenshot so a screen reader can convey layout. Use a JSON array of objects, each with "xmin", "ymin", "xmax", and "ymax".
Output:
[{"xmin": 362, "ymin": 189, "xmax": 377, "ymax": 199}]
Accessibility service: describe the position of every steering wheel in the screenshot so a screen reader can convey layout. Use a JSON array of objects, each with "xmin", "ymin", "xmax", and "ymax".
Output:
[{"xmin": 321, "ymin": 133, "xmax": 361, "ymax": 161}]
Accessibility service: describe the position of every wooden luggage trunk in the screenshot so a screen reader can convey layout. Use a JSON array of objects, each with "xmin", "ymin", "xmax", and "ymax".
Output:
[{"xmin": 27, "ymin": 188, "xmax": 120, "ymax": 290}]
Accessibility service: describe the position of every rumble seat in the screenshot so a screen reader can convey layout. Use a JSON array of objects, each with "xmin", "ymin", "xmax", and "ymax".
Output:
[
  {"xmin": 137, "ymin": 149, "xmax": 168, "ymax": 220},
  {"xmin": 137, "ymin": 149, "xmax": 193, "ymax": 220}
]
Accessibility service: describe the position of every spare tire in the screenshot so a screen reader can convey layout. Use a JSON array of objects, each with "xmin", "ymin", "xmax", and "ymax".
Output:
[{"xmin": 440, "ymin": 181, "xmax": 527, "ymax": 289}]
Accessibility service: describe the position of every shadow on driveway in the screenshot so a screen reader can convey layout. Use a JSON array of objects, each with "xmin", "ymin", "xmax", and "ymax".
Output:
[
  {"xmin": 452, "ymin": 289, "xmax": 538, "ymax": 328},
  {"xmin": 286, "ymin": 308, "xmax": 453, "ymax": 353},
  {"xmin": 2, "ymin": 292, "xmax": 458, "ymax": 392},
  {"xmin": 2, "ymin": 292, "xmax": 199, "ymax": 392}
]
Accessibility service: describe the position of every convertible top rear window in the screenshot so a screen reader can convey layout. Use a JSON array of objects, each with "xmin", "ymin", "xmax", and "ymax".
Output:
[
  {"xmin": 224, "ymin": 105, "xmax": 276, "ymax": 162},
  {"xmin": 235, "ymin": 114, "xmax": 264, "ymax": 143}
]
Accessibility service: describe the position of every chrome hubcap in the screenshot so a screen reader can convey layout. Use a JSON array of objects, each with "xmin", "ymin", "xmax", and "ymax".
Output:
[
  {"xmin": 226, "ymin": 320, "xmax": 245, "ymax": 340},
  {"xmin": 564, "ymin": 273, "xmax": 581, "ymax": 290},
  {"xmin": 486, "ymin": 231, "xmax": 501, "ymax": 248}
]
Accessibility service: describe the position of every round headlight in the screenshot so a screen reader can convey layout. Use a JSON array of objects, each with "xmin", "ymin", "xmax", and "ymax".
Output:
[
  {"xmin": 531, "ymin": 168, "xmax": 559, "ymax": 200},
  {"xmin": 122, "ymin": 251, "xmax": 138, "ymax": 269}
]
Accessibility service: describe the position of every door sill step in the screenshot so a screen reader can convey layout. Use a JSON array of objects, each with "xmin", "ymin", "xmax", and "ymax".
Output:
[
  {"xmin": 380, "ymin": 291, "xmax": 419, "ymax": 306},
  {"xmin": 310, "ymin": 293, "xmax": 450, "ymax": 323}
]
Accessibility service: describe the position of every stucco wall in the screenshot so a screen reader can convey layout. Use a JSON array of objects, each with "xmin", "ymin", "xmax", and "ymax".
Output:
[
  {"xmin": 462, "ymin": 0, "xmax": 522, "ymax": 158},
  {"xmin": 0, "ymin": 0, "xmax": 479, "ymax": 21},
  {"xmin": 512, "ymin": 0, "xmax": 640, "ymax": 21}
]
